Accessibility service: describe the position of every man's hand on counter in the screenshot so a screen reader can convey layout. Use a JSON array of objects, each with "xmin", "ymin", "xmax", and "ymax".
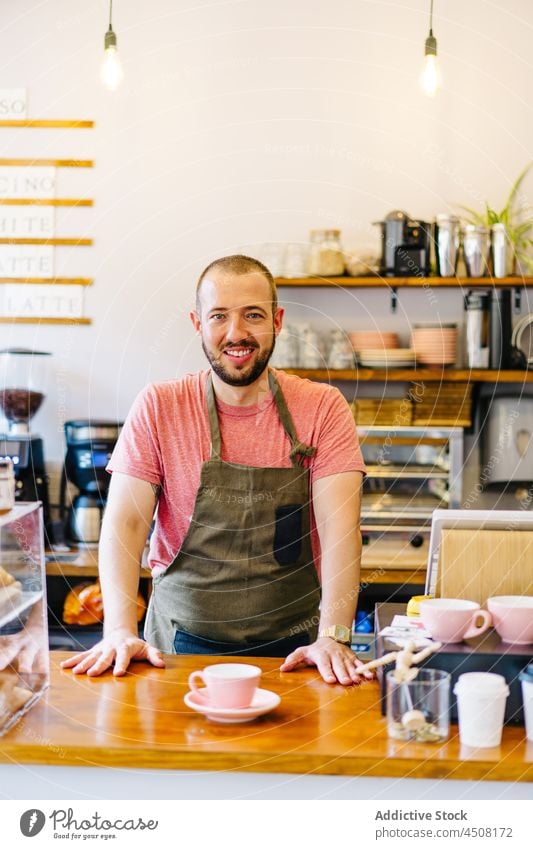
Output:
[
  {"xmin": 59, "ymin": 628, "xmax": 165, "ymax": 677},
  {"xmin": 279, "ymin": 637, "xmax": 375, "ymax": 685}
]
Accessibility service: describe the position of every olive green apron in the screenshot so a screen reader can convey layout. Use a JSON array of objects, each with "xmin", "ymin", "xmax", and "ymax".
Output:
[{"xmin": 144, "ymin": 370, "xmax": 321, "ymax": 652}]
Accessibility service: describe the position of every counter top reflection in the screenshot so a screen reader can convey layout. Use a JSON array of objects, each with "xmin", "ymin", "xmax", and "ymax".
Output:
[{"xmin": 1, "ymin": 653, "xmax": 532, "ymax": 782}]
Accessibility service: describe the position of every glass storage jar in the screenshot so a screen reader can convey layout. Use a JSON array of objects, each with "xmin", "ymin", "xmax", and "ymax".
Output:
[
  {"xmin": 0, "ymin": 458, "xmax": 15, "ymax": 515},
  {"xmin": 307, "ymin": 229, "xmax": 345, "ymax": 276}
]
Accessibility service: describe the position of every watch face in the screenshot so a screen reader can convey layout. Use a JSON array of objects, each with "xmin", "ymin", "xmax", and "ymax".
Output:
[
  {"xmin": 337, "ymin": 626, "xmax": 351, "ymax": 643},
  {"xmin": 321, "ymin": 625, "xmax": 351, "ymax": 643}
]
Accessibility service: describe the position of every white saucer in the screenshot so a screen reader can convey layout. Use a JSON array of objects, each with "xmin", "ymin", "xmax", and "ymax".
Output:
[{"xmin": 184, "ymin": 687, "xmax": 281, "ymax": 724}]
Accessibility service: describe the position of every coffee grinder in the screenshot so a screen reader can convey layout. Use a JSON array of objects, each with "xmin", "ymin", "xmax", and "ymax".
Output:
[
  {"xmin": 0, "ymin": 348, "xmax": 54, "ymax": 543},
  {"xmin": 59, "ymin": 420, "xmax": 122, "ymax": 547}
]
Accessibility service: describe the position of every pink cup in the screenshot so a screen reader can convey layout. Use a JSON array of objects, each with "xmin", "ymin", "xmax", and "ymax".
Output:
[
  {"xmin": 419, "ymin": 598, "xmax": 492, "ymax": 643},
  {"xmin": 487, "ymin": 596, "xmax": 533, "ymax": 645},
  {"xmin": 188, "ymin": 663, "xmax": 261, "ymax": 708}
]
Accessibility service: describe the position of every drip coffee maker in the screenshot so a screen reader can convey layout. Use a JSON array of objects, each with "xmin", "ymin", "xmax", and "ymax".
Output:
[
  {"xmin": 0, "ymin": 348, "xmax": 53, "ymax": 542},
  {"xmin": 59, "ymin": 419, "xmax": 122, "ymax": 547}
]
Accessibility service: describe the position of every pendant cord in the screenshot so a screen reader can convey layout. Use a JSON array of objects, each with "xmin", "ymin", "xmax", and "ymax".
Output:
[
  {"xmin": 429, "ymin": 0, "xmax": 434, "ymax": 36},
  {"xmin": 109, "ymin": 0, "xmax": 113, "ymax": 30}
]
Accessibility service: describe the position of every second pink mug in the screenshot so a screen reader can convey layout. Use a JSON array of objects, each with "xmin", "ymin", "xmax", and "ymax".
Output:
[
  {"xmin": 188, "ymin": 663, "xmax": 261, "ymax": 708},
  {"xmin": 419, "ymin": 598, "xmax": 492, "ymax": 643}
]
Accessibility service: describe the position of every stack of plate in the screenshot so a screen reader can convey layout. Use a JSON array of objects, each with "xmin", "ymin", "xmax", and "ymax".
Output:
[
  {"xmin": 410, "ymin": 324, "xmax": 458, "ymax": 367},
  {"xmin": 357, "ymin": 348, "xmax": 416, "ymax": 368},
  {"xmin": 348, "ymin": 331, "xmax": 399, "ymax": 351}
]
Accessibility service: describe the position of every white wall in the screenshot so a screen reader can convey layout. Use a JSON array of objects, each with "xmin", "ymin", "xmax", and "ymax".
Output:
[{"xmin": 1, "ymin": 0, "xmax": 532, "ymax": 489}]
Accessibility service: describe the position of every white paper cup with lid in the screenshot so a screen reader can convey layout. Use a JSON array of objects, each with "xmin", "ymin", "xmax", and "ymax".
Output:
[
  {"xmin": 453, "ymin": 672, "xmax": 509, "ymax": 747},
  {"xmin": 519, "ymin": 664, "xmax": 533, "ymax": 741}
]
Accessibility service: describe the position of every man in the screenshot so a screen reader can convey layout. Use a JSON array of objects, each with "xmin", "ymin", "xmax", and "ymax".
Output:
[{"xmin": 61, "ymin": 255, "xmax": 368, "ymax": 685}]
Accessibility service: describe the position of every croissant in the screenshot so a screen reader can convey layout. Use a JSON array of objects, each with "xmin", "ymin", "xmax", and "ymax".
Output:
[{"xmin": 63, "ymin": 581, "xmax": 146, "ymax": 626}]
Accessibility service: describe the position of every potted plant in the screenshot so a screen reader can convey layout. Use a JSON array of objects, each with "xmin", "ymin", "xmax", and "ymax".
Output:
[{"xmin": 458, "ymin": 162, "xmax": 533, "ymax": 274}]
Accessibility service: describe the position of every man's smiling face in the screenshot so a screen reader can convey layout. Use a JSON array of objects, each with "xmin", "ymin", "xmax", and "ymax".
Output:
[{"xmin": 191, "ymin": 269, "xmax": 283, "ymax": 387}]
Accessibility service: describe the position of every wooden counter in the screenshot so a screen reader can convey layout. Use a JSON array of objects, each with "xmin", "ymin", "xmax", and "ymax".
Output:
[
  {"xmin": 45, "ymin": 550, "xmax": 425, "ymax": 586},
  {"xmin": 1, "ymin": 653, "xmax": 532, "ymax": 783}
]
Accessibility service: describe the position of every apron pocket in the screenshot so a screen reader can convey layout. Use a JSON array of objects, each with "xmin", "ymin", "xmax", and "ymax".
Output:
[{"xmin": 273, "ymin": 504, "xmax": 303, "ymax": 566}]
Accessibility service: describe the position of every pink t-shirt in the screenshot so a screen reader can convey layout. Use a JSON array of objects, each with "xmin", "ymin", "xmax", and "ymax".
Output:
[{"xmin": 107, "ymin": 368, "xmax": 366, "ymax": 575}]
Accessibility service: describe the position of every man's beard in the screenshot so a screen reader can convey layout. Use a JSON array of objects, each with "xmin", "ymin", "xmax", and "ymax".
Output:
[{"xmin": 202, "ymin": 336, "xmax": 275, "ymax": 387}]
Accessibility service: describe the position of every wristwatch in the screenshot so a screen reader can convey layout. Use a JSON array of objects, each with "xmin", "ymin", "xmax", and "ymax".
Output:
[{"xmin": 318, "ymin": 625, "xmax": 351, "ymax": 645}]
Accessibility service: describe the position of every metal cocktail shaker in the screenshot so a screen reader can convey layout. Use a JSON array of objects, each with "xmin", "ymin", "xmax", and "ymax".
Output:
[
  {"xmin": 463, "ymin": 225, "xmax": 491, "ymax": 277},
  {"xmin": 464, "ymin": 290, "xmax": 489, "ymax": 368},
  {"xmin": 435, "ymin": 214, "xmax": 461, "ymax": 276},
  {"xmin": 489, "ymin": 289, "xmax": 512, "ymax": 369},
  {"xmin": 491, "ymin": 223, "xmax": 512, "ymax": 278}
]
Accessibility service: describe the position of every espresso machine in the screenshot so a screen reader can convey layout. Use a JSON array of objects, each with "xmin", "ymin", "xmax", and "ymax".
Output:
[
  {"xmin": 0, "ymin": 348, "xmax": 54, "ymax": 543},
  {"xmin": 374, "ymin": 210, "xmax": 431, "ymax": 277},
  {"xmin": 59, "ymin": 419, "xmax": 122, "ymax": 547}
]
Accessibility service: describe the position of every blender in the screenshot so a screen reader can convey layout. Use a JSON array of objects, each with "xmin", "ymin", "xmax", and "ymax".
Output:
[{"xmin": 0, "ymin": 348, "xmax": 54, "ymax": 543}]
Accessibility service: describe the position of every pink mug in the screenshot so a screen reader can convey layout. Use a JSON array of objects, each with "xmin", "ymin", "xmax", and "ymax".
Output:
[
  {"xmin": 188, "ymin": 663, "xmax": 261, "ymax": 708},
  {"xmin": 420, "ymin": 598, "xmax": 492, "ymax": 643},
  {"xmin": 487, "ymin": 596, "xmax": 533, "ymax": 645}
]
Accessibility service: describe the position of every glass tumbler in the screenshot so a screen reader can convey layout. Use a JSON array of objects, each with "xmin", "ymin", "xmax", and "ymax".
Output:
[{"xmin": 386, "ymin": 668, "xmax": 451, "ymax": 742}]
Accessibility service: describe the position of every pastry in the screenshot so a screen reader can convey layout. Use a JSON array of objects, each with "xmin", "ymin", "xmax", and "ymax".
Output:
[
  {"xmin": 0, "ymin": 580, "xmax": 23, "ymax": 620},
  {"xmin": 0, "ymin": 565, "xmax": 16, "ymax": 587}
]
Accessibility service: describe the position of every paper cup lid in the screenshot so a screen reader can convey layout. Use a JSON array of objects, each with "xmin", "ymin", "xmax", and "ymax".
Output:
[
  {"xmin": 454, "ymin": 672, "xmax": 509, "ymax": 696},
  {"xmin": 519, "ymin": 664, "xmax": 533, "ymax": 684}
]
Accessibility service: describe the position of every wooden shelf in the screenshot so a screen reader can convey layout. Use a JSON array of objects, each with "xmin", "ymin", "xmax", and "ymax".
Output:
[
  {"xmin": 0, "ymin": 120, "xmax": 94, "ymax": 128},
  {"xmin": 0, "ymin": 158, "xmax": 93, "ymax": 167},
  {"xmin": 275, "ymin": 275, "xmax": 533, "ymax": 288},
  {"xmin": 0, "ymin": 237, "xmax": 92, "ymax": 246},
  {"xmin": 0, "ymin": 277, "xmax": 92, "ymax": 286},
  {"xmin": 0, "ymin": 198, "xmax": 93, "ymax": 207},
  {"xmin": 0, "ymin": 317, "xmax": 91, "ymax": 325},
  {"xmin": 284, "ymin": 367, "xmax": 533, "ymax": 383}
]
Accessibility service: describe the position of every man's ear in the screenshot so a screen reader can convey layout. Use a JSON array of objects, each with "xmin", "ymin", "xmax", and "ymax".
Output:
[
  {"xmin": 273, "ymin": 306, "xmax": 284, "ymax": 336},
  {"xmin": 189, "ymin": 310, "xmax": 202, "ymax": 335}
]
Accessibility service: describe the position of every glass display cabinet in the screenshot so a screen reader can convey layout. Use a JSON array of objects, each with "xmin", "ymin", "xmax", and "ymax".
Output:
[{"xmin": 0, "ymin": 502, "xmax": 49, "ymax": 736}]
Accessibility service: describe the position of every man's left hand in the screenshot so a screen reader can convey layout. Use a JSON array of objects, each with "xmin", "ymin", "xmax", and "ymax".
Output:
[{"xmin": 279, "ymin": 637, "xmax": 375, "ymax": 685}]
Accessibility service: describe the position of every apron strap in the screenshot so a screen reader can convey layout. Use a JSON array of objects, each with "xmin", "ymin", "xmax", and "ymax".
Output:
[
  {"xmin": 205, "ymin": 374, "xmax": 222, "ymax": 460},
  {"xmin": 268, "ymin": 371, "xmax": 317, "ymax": 468},
  {"xmin": 205, "ymin": 370, "xmax": 317, "ymax": 467}
]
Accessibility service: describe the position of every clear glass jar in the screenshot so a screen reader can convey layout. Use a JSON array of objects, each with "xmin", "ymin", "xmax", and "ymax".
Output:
[
  {"xmin": 0, "ymin": 458, "xmax": 15, "ymax": 514},
  {"xmin": 307, "ymin": 229, "xmax": 345, "ymax": 276}
]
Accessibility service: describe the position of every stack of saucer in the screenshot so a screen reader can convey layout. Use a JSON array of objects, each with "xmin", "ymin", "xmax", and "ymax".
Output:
[
  {"xmin": 410, "ymin": 324, "xmax": 458, "ymax": 367},
  {"xmin": 357, "ymin": 348, "xmax": 416, "ymax": 368},
  {"xmin": 348, "ymin": 331, "xmax": 399, "ymax": 351}
]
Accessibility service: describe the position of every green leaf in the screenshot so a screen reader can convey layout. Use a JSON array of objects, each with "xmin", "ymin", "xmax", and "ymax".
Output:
[
  {"xmin": 456, "ymin": 204, "xmax": 486, "ymax": 226},
  {"xmin": 506, "ymin": 162, "xmax": 533, "ymax": 213}
]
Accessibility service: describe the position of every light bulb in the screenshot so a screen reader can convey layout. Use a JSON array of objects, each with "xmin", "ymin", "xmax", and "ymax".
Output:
[
  {"xmin": 420, "ymin": 53, "xmax": 441, "ymax": 97},
  {"xmin": 100, "ymin": 43, "xmax": 124, "ymax": 91}
]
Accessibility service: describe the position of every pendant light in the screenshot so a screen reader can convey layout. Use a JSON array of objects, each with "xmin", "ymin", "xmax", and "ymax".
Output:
[
  {"xmin": 100, "ymin": 0, "xmax": 124, "ymax": 91},
  {"xmin": 420, "ymin": 0, "xmax": 442, "ymax": 97}
]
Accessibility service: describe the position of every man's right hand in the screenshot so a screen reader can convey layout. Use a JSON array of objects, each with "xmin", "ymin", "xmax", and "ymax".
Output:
[{"xmin": 59, "ymin": 628, "xmax": 165, "ymax": 677}]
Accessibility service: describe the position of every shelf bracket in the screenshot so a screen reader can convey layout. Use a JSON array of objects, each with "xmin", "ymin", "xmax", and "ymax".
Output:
[
  {"xmin": 513, "ymin": 287, "xmax": 522, "ymax": 314},
  {"xmin": 390, "ymin": 287, "xmax": 398, "ymax": 313}
]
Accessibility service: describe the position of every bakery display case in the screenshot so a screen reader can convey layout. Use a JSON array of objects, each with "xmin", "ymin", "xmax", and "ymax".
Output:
[{"xmin": 0, "ymin": 502, "xmax": 49, "ymax": 736}]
